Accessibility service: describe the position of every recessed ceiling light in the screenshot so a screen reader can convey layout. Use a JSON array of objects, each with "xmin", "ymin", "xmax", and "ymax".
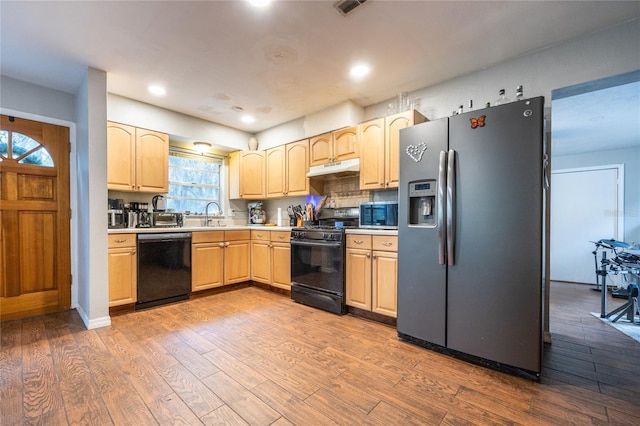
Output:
[
  {"xmin": 247, "ymin": 0, "xmax": 272, "ymax": 7},
  {"xmin": 241, "ymin": 115, "xmax": 256, "ymax": 124},
  {"xmin": 148, "ymin": 85, "xmax": 166, "ymax": 96},
  {"xmin": 350, "ymin": 63, "xmax": 371, "ymax": 79}
]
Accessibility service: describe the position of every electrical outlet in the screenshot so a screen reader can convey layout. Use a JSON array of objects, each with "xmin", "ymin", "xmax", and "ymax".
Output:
[{"xmin": 228, "ymin": 209, "xmax": 235, "ymax": 217}]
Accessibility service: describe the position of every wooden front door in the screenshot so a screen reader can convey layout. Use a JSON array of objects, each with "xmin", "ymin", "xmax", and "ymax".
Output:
[{"xmin": 0, "ymin": 115, "xmax": 71, "ymax": 320}]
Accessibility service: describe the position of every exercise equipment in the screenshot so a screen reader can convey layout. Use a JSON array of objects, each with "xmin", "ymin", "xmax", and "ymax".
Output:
[{"xmin": 591, "ymin": 239, "xmax": 640, "ymax": 322}]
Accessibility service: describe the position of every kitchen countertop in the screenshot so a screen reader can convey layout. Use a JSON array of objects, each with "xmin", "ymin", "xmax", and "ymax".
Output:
[
  {"xmin": 109, "ymin": 226, "xmax": 397, "ymax": 236},
  {"xmin": 108, "ymin": 225, "xmax": 294, "ymax": 234}
]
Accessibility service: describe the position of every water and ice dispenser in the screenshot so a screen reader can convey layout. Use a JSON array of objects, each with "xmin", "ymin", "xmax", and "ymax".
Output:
[{"xmin": 408, "ymin": 180, "xmax": 436, "ymax": 227}]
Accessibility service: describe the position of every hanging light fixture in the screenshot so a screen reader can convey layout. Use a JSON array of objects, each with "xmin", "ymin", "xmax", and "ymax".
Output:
[{"xmin": 193, "ymin": 141, "xmax": 212, "ymax": 154}]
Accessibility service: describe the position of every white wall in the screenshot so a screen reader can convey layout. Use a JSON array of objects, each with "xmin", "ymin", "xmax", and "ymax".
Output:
[
  {"xmin": 364, "ymin": 20, "xmax": 640, "ymax": 121},
  {"xmin": 256, "ymin": 100, "xmax": 365, "ymax": 150},
  {"xmin": 107, "ymin": 94, "xmax": 252, "ymax": 151},
  {"xmin": 75, "ymin": 67, "xmax": 110, "ymax": 329},
  {"xmin": 0, "ymin": 75, "xmax": 75, "ymax": 122}
]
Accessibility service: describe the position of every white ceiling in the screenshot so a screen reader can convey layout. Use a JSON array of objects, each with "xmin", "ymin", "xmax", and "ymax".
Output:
[
  {"xmin": 1, "ymin": 1, "xmax": 639, "ymax": 135},
  {"xmin": 552, "ymin": 80, "xmax": 640, "ymax": 157}
]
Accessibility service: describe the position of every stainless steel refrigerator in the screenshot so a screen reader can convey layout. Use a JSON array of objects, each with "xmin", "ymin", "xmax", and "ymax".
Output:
[{"xmin": 397, "ymin": 97, "xmax": 547, "ymax": 378}]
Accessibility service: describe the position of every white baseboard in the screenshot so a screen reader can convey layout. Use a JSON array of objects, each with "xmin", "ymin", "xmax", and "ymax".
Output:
[{"xmin": 76, "ymin": 304, "xmax": 111, "ymax": 330}]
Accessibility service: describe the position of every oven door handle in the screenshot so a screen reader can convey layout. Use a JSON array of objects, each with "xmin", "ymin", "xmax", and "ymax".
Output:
[{"xmin": 290, "ymin": 240, "xmax": 342, "ymax": 248}]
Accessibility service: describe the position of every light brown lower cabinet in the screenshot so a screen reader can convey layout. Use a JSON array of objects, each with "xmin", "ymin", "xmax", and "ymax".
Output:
[
  {"xmin": 251, "ymin": 230, "xmax": 291, "ymax": 290},
  {"xmin": 108, "ymin": 234, "xmax": 137, "ymax": 307},
  {"xmin": 346, "ymin": 234, "xmax": 398, "ymax": 318},
  {"xmin": 192, "ymin": 230, "xmax": 250, "ymax": 291}
]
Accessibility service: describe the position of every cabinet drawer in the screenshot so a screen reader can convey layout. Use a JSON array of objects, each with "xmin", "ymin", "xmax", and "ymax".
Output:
[
  {"xmin": 251, "ymin": 229, "xmax": 270, "ymax": 241},
  {"xmin": 346, "ymin": 235, "xmax": 372, "ymax": 249},
  {"xmin": 108, "ymin": 233, "xmax": 136, "ymax": 248},
  {"xmin": 270, "ymin": 231, "xmax": 290, "ymax": 242},
  {"xmin": 372, "ymin": 235, "xmax": 398, "ymax": 252},
  {"xmin": 225, "ymin": 230, "xmax": 251, "ymax": 241},
  {"xmin": 192, "ymin": 231, "xmax": 224, "ymax": 244}
]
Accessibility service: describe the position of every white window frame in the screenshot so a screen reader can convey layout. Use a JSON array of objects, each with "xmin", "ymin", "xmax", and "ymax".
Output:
[{"xmin": 167, "ymin": 146, "xmax": 225, "ymax": 216}]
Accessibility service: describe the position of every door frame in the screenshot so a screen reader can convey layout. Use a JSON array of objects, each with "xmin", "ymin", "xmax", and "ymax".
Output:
[
  {"xmin": 1, "ymin": 107, "xmax": 78, "ymax": 311},
  {"xmin": 550, "ymin": 163, "xmax": 625, "ymax": 283}
]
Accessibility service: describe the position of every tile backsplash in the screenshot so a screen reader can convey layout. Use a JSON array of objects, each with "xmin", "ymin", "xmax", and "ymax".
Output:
[
  {"xmin": 322, "ymin": 176, "xmax": 371, "ymax": 208},
  {"xmin": 110, "ymin": 174, "xmax": 399, "ymax": 227}
]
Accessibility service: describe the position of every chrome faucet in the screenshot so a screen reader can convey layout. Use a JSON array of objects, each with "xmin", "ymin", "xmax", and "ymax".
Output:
[{"xmin": 205, "ymin": 201, "xmax": 222, "ymax": 226}]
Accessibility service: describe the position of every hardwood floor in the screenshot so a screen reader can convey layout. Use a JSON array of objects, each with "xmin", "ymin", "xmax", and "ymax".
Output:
[{"xmin": 2, "ymin": 281, "xmax": 640, "ymax": 425}]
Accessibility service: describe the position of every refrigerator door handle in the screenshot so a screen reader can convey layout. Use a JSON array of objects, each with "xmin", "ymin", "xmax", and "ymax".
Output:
[
  {"xmin": 438, "ymin": 150, "xmax": 447, "ymax": 265},
  {"xmin": 447, "ymin": 149, "xmax": 456, "ymax": 266}
]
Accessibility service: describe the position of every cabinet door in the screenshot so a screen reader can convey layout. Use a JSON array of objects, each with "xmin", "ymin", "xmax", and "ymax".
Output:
[
  {"xmin": 285, "ymin": 140, "xmax": 310, "ymax": 196},
  {"xmin": 333, "ymin": 126, "xmax": 358, "ymax": 162},
  {"xmin": 266, "ymin": 146, "xmax": 286, "ymax": 198},
  {"xmin": 385, "ymin": 111, "xmax": 426, "ymax": 189},
  {"xmin": 107, "ymin": 122, "xmax": 136, "ymax": 191},
  {"xmin": 372, "ymin": 251, "xmax": 398, "ymax": 318},
  {"xmin": 192, "ymin": 243, "xmax": 224, "ymax": 291},
  {"xmin": 358, "ymin": 118, "xmax": 386, "ymax": 190},
  {"xmin": 251, "ymin": 240, "xmax": 271, "ymax": 284},
  {"xmin": 135, "ymin": 128, "xmax": 169, "ymax": 192},
  {"xmin": 345, "ymin": 248, "xmax": 371, "ymax": 310},
  {"xmin": 271, "ymin": 242, "xmax": 291, "ymax": 290},
  {"xmin": 225, "ymin": 240, "xmax": 250, "ymax": 284},
  {"xmin": 309, "ymin": 133, "xmax": 333, "ymax": 166},
  {"xmin": 108, "ymin": 248, "xmax": 137, "ymax": 306},
  {"xmin": 240, "ymin": 151, "xmax": 265, "ymax": 198}
]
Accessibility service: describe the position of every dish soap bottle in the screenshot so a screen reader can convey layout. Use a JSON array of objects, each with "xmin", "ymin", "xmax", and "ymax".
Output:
[
  {"xmin": 515, "ymin": 85, "xmax": 525, "ymax": 101},
  {"xmin": 495, "ymin": 89, "xmax": 510, "ymax": 106}
]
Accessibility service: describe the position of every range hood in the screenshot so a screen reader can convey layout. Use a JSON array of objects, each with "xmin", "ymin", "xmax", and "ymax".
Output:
[{"xmin": 307, "ymin": 158, "xmax": 360, "ymax": 178}]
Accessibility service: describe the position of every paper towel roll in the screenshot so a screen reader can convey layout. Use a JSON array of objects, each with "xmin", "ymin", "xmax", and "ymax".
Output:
[{"xmin": 277, "ymin": 207, "xmax": 282, "ymax": 226}]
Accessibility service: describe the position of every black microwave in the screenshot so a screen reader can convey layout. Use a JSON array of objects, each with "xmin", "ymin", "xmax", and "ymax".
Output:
[{"xmin": 359, "ymin": 202, "xmax": 398, "ymax": 229}]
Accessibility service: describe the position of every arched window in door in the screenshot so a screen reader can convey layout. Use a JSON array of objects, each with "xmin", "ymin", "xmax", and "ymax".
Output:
[{"xmin": 0, "ymin": 129, "xmax": 54, "ymax": 166}]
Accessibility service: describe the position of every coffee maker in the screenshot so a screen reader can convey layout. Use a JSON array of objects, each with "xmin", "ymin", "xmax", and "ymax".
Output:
[
  {"xmin": 108, "ymin": 198, "xmax": 126, "ymax": 228},
  {"xmin": 248, "ymin": 202, "xmax": 266, "ymax": 225}
]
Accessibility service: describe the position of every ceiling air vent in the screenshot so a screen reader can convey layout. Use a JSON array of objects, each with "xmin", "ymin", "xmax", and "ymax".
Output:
[{"xmin": 334, "ymin": 0, "xmax": 368, "ymax": 16}]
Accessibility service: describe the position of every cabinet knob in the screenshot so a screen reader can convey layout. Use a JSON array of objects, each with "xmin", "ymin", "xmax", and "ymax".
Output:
[
  {"xmin": 115, "ymin": 239, "xmax": 126, "ymax": 243},
  {"xmin": 354, "ymin": 240, "xmax": 363, "ymax": 244},
  {"xmin": 278, "ymin": 235, "xmax": 285, "ymax": 240},
  {"xmin": 132, "ymin": 250, "xmax": 136, "ymax": 255},
  {"xmin": 372, "ymin": 254, "xmax": 377, "ymax": 259},
  {"xmin": 225, "ymin": 242, "xmax": 230, "ymax": 247},
  {"xmin": 379, "ymin": 182, "xmax": 384, "ymax": 186},
  {"xmin": 257, "ymin": 233, "xmax": 263, "ymax": 238},
  {"xmin": 382, "ymin": 241, "xmax": 393, "ymax": 247},
  {"xmin": 366, "ymin": 253, "xmax": 371, "ymax": 258},
  {"xmin": 219, "ymin": 242, "xmax": 225, "ymax": 247}
]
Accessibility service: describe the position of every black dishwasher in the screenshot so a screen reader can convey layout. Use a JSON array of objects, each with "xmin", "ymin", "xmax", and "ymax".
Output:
[{"xmin": 136, "ymin": 232, "xmax": 191, "ymax": 310}]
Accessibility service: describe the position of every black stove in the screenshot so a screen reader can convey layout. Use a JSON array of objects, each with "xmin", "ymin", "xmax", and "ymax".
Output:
[
  {"xmin": 289, "ymin": 209, "xmax": 358, "ymax": 315},
  {"xmin": 291, "ymin": 226, "xmax": 344, "ymax": 242}
]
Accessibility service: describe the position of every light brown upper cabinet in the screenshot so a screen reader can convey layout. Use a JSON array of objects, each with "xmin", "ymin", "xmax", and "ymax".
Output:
[
  {"xmin": 358, "ymin": 118, "xmax": 386, "ymax": 190},
  {"xmin": 359, "ymin": 111, "xmax": 426, "ymax": 190},
  {"xmin": 266, "ymin": 140, "xmax": 322, "ymax": 198},
  {"xmin": 309, "ymin": 126, "xmax": 359, "ymax": 166},
  {"xmin": 385, "ymin": 110, "xmax": 427, "ymax": 188},
  {"xmin": 229, "ymin": 150, "xmax": 265, "ymax": 199},
  {"xmin": 107, "ymin": 122, "xmax": 169, "ymax": 192}
]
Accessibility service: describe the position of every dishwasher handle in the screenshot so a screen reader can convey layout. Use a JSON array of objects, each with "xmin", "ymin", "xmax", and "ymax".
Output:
[{"xmin": 137, "ymin": 232, "xmax": 192, "ymax": 242}]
